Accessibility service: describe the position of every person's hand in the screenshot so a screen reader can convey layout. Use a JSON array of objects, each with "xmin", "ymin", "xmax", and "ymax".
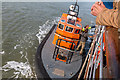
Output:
[{"xmin": 91, "ymin": 0, "xmax": 106, "ymax": 16}]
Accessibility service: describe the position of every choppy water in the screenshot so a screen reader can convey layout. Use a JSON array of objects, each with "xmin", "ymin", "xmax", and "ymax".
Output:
[{"xmin": 1, "ymin": 2, "xmax": 95, "ymax": 78}]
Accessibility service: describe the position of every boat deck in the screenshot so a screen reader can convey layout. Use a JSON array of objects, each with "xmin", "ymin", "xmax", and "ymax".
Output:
[
  {"xmin": 35, "ymin": 24, "xmax": 92, "ymax": 79},
  {"xmin": 42, "ymin": 26, "xmax": 82, "ymax": 78}
]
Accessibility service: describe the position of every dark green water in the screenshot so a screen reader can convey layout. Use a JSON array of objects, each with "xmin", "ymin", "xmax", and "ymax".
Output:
[{"xmin": 1, "ymin": 2, "xmax": 95, "ymax": 78}]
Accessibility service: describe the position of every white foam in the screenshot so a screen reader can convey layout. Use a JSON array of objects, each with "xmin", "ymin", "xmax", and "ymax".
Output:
[
  {"xmin": 2, "ymin": 61, "xmax": 35, "ymax": 78},
  {"xmin": 36, "ymin": 17, "xmax": 60, "ymax": 43},
  {"xmin": 1, "ymin": 17, "xmax": 60, "ymax": 78},
  {"xmin": 14, "ymin": 44, "xmax": 20, "ymax": 49},
  {"xmin": 19, "ymin": 51, "xmax": 24, "ymax": 58},
  {"xmin": 0, "ymin": 51, "xmax": 5, "ymax": 54}
]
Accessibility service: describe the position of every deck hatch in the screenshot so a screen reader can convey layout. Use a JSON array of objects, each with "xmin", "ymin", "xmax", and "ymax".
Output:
[{"xmin": 52, "ymin": 68, "xmax": 65, "ymax": 77}]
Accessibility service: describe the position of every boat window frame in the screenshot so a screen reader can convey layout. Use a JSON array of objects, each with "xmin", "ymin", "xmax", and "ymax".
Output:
[
  {"xmin": 67, "ymin": 19, "xmax": 76, "ymax": 25},
  {"xmin": 58, "ymin": 23, "xmax": 64, "ymax": 30},
  {"xmin": 74, "ymin": 29, "xmax": 81, "ymax": 34},
  {"xmin": 61, "ymin": 20, "xmax": 65, "ymax": 22},
  {"xmin": 76, "ymin": 24, "xmax": 81, "ymax": 27},
  {"xmin": 65, "ymin": 26, "xmax": 74, "ymax": 33}
]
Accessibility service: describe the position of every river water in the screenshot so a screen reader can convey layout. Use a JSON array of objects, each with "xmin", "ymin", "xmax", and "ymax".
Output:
[{"xmin": 1, "ymin": 2, "xmax": 95, "ymax": 78}]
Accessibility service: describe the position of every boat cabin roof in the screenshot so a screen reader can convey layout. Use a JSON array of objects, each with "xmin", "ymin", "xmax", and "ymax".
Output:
[{"xmin": 59, "ymin": 13, "xmax": 82, "ymax": 29}]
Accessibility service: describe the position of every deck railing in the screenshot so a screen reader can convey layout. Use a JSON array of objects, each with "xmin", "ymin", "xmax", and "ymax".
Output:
[{"xmin": 77, "ymin": 25, "xmax": 105, "ymax": 79}]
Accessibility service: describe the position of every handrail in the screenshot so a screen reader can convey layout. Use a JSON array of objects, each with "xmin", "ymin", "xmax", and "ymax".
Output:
[
  {"xmin": 99, "ymin": 27, "xmax": 103, "ymax": 79},
  {"xmin": 92, "ymin": 26, "xmax": 105, "ymax": 79},
  {"xmin": 77, "ymin": 25, "xmax": 100, "ymax": 80},
  {"xmin": 77, "ymin": 25, "xmax": 105, "ymax": 80},
  {"xmin": 84, "ymin": 26, "xmax": 105, "ymax": 79},
  {"xmin": 77, "ymin": 25, "xmax": 120, "ymax": 79}
]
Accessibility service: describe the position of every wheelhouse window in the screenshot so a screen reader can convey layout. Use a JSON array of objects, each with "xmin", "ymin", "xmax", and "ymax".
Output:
[
  {"xmin": 67, "ymin": 19, "xmax": 75, "ymax": 25},
  {"xmin": 61, "ymin": 20, "xmax": 65, "ymax": 22},
  {"xmin": 74, "ymin": 29, "xmax": 80, "ymax": 34},
  {"xmin": 76, "ymin": 24, "xmax": 81, "ymax": 27},
  {"xmin": 65, "ymin": 26, "xmax": 73, "ymax": 32},
  {"xmin": 58, "ymin": 24, "xmax": 64, "ymax": 30}
]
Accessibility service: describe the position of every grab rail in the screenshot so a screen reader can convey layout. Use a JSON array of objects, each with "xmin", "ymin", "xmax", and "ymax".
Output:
[{"xmin": 77, "ymin": 25, "xmax": 105, "ymax": 79}]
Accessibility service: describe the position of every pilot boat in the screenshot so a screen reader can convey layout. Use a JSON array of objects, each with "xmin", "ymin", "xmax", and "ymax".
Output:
[
  {"xmin": 35, "ymin": 2, "xmax": 92, "ymax": 79},
  {"xmin": 52, "ymin": 3, "xmax": 82, "ymax": 64}
]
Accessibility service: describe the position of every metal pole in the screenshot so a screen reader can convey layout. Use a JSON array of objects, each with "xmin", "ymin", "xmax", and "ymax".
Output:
[
  {"xmin": 92, "ymin": 26, "xmax": 105, "ymax": 78},
  {"xmin": 89, "ymin": 26, "xmax": 101, "ymax": 79},
  {"xmin": 99, "ymin": 26, "xmax": 104, "ymax": 79},
  {"xmin": 77, "ymin": 25, "xmax": 99, "ymax": 80},
  {"xmin": 85, "ymin": 26, "xmax": 101, "ymax": 79},
  {"xmin": 92, "ymin": 50, "xmax": 98, "ymax": 78}
]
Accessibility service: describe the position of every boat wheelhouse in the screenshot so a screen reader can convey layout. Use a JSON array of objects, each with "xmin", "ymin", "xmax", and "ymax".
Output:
[{"xmin": 52, "ymin": 3, "xmax": 82, "ymax": 64}]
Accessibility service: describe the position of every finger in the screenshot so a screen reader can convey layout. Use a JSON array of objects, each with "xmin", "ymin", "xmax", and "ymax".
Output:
[
  {"xmin": 99, "ymin": 0, "xmax": 103, "ymax": 3},
  {"xmin": 91, "ymin": 5, "xmax": 94, "ymax": 11},
  {"xmin": 91, "ymin": 10, "xmax": 97, "ymax": 16},
  {"xmin": 95, "ymin": 1, "xmax": 99, "ymax": 4},
  {"xmin": 91, "ymin": 4, "xmax": 98, "ymax": 9},
  {"xmin": 91, "ymin": 7, "xmax": 99, "ymax": 16},
  {"xmin": 93, "ymin": 6, "xmax": 99, "ymax": 12},
  {"xmin": 91, "ymin": 11, "xmax": 96, "ymax": 16},
  {"xmin": 94, "ymin": 1, "xmax": 101, "ymax": 5},
  {"xmin": 92, "ymin": 3, "xmax": 102, "ymax": 10},
  {"xmin": 91, "ymin": 2, "xmax": 99, "ymax": 8},
  {"xmin": 91, "ymin": 4, "xmax": 95, "ymax": 11},
  {"xmin": 91, "ymin": 3, "xmax": 101, "ymax": 11},
  {"xmin": 99, "ymin": 0, "xmax": 105, "ymax": 7}
]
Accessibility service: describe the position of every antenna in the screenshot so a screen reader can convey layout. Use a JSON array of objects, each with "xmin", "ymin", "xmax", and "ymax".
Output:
[{"xmin": 75, "ymin": 0, "xmax": 78, "ymax": 5}]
